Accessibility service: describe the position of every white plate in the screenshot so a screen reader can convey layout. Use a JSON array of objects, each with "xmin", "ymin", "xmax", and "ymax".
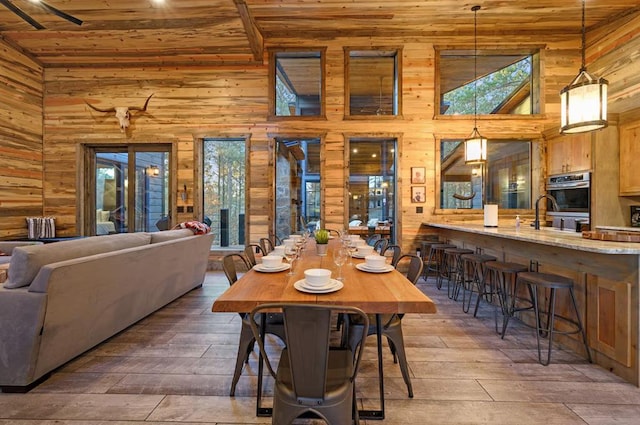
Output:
[
  {"xmin": 253, "ymin": 263, "xmax": 291, "ymax": 273},
  {"xmin": 294, "ymin": 279, "xmax": 344, "ymax": 294},
  {"xmin": 352, "ymin": 252, "xmax": 373, "ymax": 259},
  {"xmin": 356, "ymin": 263, "xmax": 394, "ymax": 273}
]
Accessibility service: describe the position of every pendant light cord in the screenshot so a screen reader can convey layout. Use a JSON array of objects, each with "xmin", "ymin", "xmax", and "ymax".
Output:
[
  {"xmin": 580, "ymin": 0, "xmax": 586, "ymax": 71},
  {"xmin": 472, "ymin": 5, "xmax": 480, "ymax": 130}
]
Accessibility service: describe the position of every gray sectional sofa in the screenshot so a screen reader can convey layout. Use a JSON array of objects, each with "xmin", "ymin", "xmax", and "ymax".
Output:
[{"xmin": 0, "ymin": 229, "xmax": 214, "ymax": 391}]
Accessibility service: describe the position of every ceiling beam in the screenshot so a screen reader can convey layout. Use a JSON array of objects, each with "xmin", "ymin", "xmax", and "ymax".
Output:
[{"xmin": 234, "ymin": 0, "xmax": 263, "ymax": 63}]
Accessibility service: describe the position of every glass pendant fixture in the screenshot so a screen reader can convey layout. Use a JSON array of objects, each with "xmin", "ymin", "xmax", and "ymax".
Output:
[
  {"xmin": 464, "ymin": 5, "xmax": 487, "ymax": 164},
  {"xmin": 560, "ymin": 0, "xmax": 608, "ymax": 134}
]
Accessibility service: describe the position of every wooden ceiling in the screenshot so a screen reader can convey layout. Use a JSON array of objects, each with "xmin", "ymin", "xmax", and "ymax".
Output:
[{"xmin": 1, "ymin": 0, "xmax": 639, "ymax": 69}]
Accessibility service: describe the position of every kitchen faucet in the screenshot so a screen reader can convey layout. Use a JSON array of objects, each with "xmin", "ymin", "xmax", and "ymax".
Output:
[{"xmin": 533, "ymin": 194, "xmax": 559, "ymax": 230}]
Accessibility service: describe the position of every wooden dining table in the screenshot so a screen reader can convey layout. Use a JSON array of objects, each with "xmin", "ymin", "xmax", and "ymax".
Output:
[{"xmin": 212, "ymin": 237, "xmax": 437, "ymax": 419}]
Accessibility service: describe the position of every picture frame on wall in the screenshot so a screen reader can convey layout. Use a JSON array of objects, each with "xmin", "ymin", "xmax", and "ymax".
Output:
[
  {"xmin": 631, "ymin": 206, "xmax": 640, "ymax": 227},
  {"xmin": 411, "ymin": 167, "xmax": 425, "ymax": 184},
  {"xmin": 411, "ymin": 186, "xmax": 426, "ymax": 203}
]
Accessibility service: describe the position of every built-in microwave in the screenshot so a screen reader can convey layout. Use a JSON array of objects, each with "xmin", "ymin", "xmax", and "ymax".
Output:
[{"xmin": 546, "ymin": 171, "xmax": 590, "ymax": 224}]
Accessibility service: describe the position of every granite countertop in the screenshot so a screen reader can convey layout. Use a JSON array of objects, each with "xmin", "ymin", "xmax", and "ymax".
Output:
[{"xmin": 424, "ymin": 221, "xmax": 640, "ymax": 255}]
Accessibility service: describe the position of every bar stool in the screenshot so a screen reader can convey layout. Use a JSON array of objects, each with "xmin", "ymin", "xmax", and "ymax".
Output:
[
  {"xmin": 426, "ymin": 243, "xmax": 456, "ymax": 288},
  {"xmin": 443, "ymin": 247, "xmax": 474, "ymax": 300},
  {"xmin": 516, "ymin": 271, "xmax": 592, "ymax": 366},
  {"xmin": 420, "ymin": 241, "xmax": 437, "ymax": 281},
  {"xmin": 484, "ymin": 261, "xmax": 530, "ymax": 338},
  {"xmin": 460, "ymin": 253, "xmax": 497, "ymax": 313}
]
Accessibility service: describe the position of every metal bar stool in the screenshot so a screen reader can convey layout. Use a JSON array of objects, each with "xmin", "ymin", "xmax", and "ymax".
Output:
[
  {"xmin": 516, "ymin": 271, "xmax": 592, "ymax": 366},
  {"xmin": 460, "ymin": 253, "xmax": 497, "ymax": 313},
  {"xmin": 426, "ymin": 243, "xmax": 456, "ymax": 288},
  {"xmin": 443, "ymin": 248, "xmax": 474, "ymax": 300},
  {"xmin": 420, "ymin": 241, "xmax": 437, "ymax": 281},
  {"xmin": 484, "ymin": 261, "xmax": 530, "ymax": 338}
]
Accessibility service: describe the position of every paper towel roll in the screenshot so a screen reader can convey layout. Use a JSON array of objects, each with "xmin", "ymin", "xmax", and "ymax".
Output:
[{"xmin": 484, "ymin": 204, "xmax": 498, "ymax": 227}]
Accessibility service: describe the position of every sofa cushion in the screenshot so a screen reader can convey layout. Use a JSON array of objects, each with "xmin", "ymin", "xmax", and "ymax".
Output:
[
  {"xmin": 150, "ymin": 228, "xmax": 195, "ymax": 244},
  {"xmin": 4, "ymin": 233, "xmax": 152, "ymax": 289}
]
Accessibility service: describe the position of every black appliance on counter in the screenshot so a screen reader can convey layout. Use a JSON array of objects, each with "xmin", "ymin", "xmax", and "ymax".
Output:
[{"xmin": 546, "ymin": 171, "xmax": 590, "ymax": 231}]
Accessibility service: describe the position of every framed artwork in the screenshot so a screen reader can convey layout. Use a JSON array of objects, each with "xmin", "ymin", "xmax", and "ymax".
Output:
[
  {"xmin": 411, "ymin": 167, "xmax": 425, "ymax": 184},
  {"xmin": 411, "ymin": 186, "xmax": 426, "ymax": 203},
  {"xmin": 631, "ymin": 206, "xmax": 640, "ymax": 227}
]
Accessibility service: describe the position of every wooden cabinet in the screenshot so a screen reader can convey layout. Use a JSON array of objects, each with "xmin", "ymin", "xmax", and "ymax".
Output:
[
  {"xmin": 619, "ymin": 121, "xmax": 640, "ymax": 195},
  {"xmin": 547, "ymin": 132, "xmax": 591, "ymax": 175},
  {"xmin": 587, "ymin": 274, "xmax": 632, "ymax": 367}
]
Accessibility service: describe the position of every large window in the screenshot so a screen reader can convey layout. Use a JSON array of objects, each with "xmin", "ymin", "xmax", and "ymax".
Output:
[
  {"xmin": 271, "ymin": 50, "xmax": 325, "ymax": 117},
  {"xmin": 348, "ymin": 138, "xmax": 396, "ymax": 242},
  {"xmin": 346, "ymin": 49, "xmax": 400, "ymax": 116},
  {"xmin": 87, "ymin": 145, "xmax": 170, "ymax": 236},
  {"xmin": 274, "ymin": 138, "xmax": 321, "ymax": 239},
  {"xmin": 438, "ymin": 50, "xmax": 540, "ymax": 115},
  {"xmin": 440, "ymin": 139, "xmax": 531, "ymax": 210},
  {"xmin": 203, "ymin": 138, "xmax": 246, "ymax": 247}
]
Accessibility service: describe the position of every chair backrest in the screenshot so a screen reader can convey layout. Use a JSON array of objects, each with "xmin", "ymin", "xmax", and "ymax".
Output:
[
  {"xmin": 248, "ymin": 303, "xmax": 369, "ymax": 400},
  {"xmin": 383, "ymin": 244, "xmax": 402, "ymax": 267},
  {"xmin": 259, "ymin": 237, "xmax": 274, "ymax": 254},
  {"xmin": 244, "ymin": 243, "xmax": 265, "ymax": 267},
  {"xmin": 366, "ymin": 234, "xmax": 381, "ymax": 246},
  {"xmin": 373, "ymin": 238, "xmax": 388, "ymax": 254},
  {"xmin": 222, "ymin": 253, "xmax": 251, "ymax": 285},
  {"xmin": 397, "ymin": 254, "xmax": 423, "ymax": 284}
]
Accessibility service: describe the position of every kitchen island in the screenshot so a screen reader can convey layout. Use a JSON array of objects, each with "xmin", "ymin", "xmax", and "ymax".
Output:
[{"xmin": 424, "ymin": 221, "xmax": 640, "ymax": 386}]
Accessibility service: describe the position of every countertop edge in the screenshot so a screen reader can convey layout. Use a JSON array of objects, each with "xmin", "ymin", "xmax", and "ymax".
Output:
[{"xmin": 424, "ymin": 222, "xmax": 640, "ymax": 255}]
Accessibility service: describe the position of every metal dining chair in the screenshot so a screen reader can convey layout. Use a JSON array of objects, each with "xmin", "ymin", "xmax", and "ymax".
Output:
[
  {"xmin": 347, "ymin": 254, "xmax": 423, "ymax": 398},
  {"xmin": 221, "ymin": 254, "xmax": 286, "ymax": 396},
  {"xmin": 249, "ymin": 303, "xmax": 369, "ymax": 425},
  {"xmin": 244, "ymin": 243, "xmax": 265, "ymax": 267},
  {"xmin": 260, "ymin": 237, "xmax": 275, "ymax": 254},
  {"xmin": 382, "ymin": 244, "xmax": 402, "ymax": 267},
  {"xmin": 373, "ymin": 238, "xmax": 388, "ymax": 255}
]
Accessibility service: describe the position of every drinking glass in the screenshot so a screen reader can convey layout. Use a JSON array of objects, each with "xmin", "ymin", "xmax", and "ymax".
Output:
[
  {"xmin": 284, "ymin": 245, "xmax": 297, "ymax": 276},
  {"xmin": 333, "ymin": 247, "xmax": 348, "ymax": 281},
  {"xmin": 346, "ymin": 240, "xmax": 357, "ymax": 266}
]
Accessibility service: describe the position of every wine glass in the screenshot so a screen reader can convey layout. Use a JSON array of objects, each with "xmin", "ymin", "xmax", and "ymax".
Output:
[
  {"xmin": 333, "ymin": 247, "xmax": 348, "ymax": 281},
  {"xmin": 345, "ymin": 240, "xmax": 358, "ymax": 266},
  {"xmin": 284, "ymin": 245, "xmax": 297, "ymax": 276}
]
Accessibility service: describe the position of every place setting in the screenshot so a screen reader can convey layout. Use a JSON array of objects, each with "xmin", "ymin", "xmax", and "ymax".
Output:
[
  {"xmin": 253, "ymin": 254, "xmax": 291, "ymax": 273},
  {"xmin": 294, "ymin": 268, "xmax": 344, "ymax": 294},
  {"xmin": 356, "ymin": 254, "xmax": 395, "ymax": 273}
]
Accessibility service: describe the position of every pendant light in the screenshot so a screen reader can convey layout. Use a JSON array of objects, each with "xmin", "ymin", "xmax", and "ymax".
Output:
[
  {"xmin": 560, "ymin": 0, "xmax": 608, "ymax": 134},
  {"xmin": 464, "ymin": 5, "xmax": 487, "ymax": 164}
]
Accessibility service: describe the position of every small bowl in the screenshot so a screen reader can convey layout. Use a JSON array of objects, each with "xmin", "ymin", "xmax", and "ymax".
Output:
[
  {"xmin": 262, "ymin": 255, "xmax": 283, "ymax": 268},
  {"xmin": 304, "ymin": 268, "xmax": 332, "ymax": 287},
  {"xmin": 357, "ymin": 246, "xmax": 374, "ymax": 256},
  {"xmin": 272, "ymin": 246, "xmax": 285, "ymax": 257},
  {"xmin": 353, "ymin": 239, "xmax": 367, "ymax": 247},
  {"xmin": 365, "ymin": 254, "xmax": 387, "ymax": 270}
]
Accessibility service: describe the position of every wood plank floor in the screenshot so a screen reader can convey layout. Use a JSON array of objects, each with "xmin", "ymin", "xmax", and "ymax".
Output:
[{"xmin": 2, "ymin": 270, "xmax": 640, "ymax": 424}]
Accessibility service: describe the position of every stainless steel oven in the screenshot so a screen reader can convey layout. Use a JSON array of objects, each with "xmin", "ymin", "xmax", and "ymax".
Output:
[{"xmin": 546, "ymin": 171, "xmax": 590, "ymax": 230}]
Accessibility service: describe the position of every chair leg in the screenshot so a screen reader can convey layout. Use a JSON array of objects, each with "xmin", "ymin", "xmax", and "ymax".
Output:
[
  {"xmin": 230, "ymin": 324, "xmax": 255, "ymax": 396},
  {"xmin": 383, "ymin": 323, "xmax": 413, "ymax": 398}
]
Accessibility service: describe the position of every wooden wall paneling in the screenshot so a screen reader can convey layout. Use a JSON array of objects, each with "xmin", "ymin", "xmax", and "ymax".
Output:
[{"xmin": 0, "ymin": 38, "xmax": 43, "ymax": 239}]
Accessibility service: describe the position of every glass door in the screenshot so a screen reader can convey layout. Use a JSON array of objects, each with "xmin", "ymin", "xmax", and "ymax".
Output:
[{"xmin": 90, "ymin": 145, "xmax": 171, "ymax": 235}]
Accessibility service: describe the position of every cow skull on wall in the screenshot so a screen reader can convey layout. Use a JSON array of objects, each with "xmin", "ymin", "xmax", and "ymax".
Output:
[{"xmin": 85, "ymin": 94, "xmax": 154, "ymax": 132}]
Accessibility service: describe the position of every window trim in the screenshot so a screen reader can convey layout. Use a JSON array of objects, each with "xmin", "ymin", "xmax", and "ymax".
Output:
[
  {"xmin": 434, "ymin": 45, "xmax": 545, "ymax": 118},
  {"xmin": 344, "ymin": 46, "xmax": 403, "ymax": 120},
  {"xmin": 268, "ymin": 48, "xmax": 327, "ymax": 121}
]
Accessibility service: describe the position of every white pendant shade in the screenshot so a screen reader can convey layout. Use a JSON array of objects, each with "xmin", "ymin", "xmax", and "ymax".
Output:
[
  {"xmin": 560, "ymin": 70, "xmax": 608, "ymax": 134},
  {"xmin": 464, "ymin": 129, "xmax": 487, "ymax": 164},
  {"xmin": 559, "ymin": 0, "xmax": 608, "ymax": 135}
]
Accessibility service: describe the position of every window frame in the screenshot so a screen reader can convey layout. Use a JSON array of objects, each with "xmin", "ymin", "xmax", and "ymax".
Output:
[
  {"xmin": 268, "ymin": 48, "xmax": 327, "ymax": 120},
  {"xmin": 344, "ymin": 46, "xmax": 403, "ymax": 119},
  {"xmin": 434, "ymin": 46, "xmax": 544, "ymax": 118}
]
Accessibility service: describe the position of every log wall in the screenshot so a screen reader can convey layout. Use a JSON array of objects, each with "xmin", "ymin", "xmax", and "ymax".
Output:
[
  {"xmin": 0, "ymin": 37, "xmax": 43, "ymax": 239},
  {"xmin": 1, "ymin": 14, "xmax": 638, "ymax": 251}
]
